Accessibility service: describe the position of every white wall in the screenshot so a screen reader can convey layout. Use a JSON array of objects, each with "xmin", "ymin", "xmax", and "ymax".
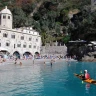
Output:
[{"xmin": 0, "ymin": 28, "xmax": 41, "ymax": 56}]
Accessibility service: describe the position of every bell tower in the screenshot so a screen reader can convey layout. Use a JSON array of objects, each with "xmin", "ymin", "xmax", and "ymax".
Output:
[{"xmin": 0, "ymin": 6, "xmax": 12, "ymax": 29}]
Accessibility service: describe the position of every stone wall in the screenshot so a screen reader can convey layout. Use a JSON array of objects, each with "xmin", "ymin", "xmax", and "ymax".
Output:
[{"xmin": 40, "ymin": 45, "xmax": 67, "ymax": 55}]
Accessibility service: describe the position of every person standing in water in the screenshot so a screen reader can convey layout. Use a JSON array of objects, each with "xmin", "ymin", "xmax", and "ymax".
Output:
[
  {"xmin": 32, "ymin": 55, "xmax": 35, "ymax": 64},
  {"xmin": 14, "ymin": 58, "xmax": 17, "ymax": 64},
  {"xmin": 50, "ymin": 60, "xmax": 53, "ymax": 66}
]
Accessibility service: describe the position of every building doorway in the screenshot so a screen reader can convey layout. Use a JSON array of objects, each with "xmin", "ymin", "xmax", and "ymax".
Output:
[{"xmin": 13, "ymin": 51, "xmax": 20, "ymax": 59}]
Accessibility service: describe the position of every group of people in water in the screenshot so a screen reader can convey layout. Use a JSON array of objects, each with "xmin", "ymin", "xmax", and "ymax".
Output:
[{"xmin": 14, "ymin": 56, "xmax": 90, "ymax": 80}]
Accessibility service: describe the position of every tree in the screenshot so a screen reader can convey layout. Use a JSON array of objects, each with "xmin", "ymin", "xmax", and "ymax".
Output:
[
  {"xmin": 11, "ymin": 6, "xmax": 26, "ymax": 28},
  {"xmin": 41, "ymin": 31, "xmax": 48, "ymax": 46},
  {"xmin": 62, "ymin": 35, "xmax": 70, "ymax": 43}
]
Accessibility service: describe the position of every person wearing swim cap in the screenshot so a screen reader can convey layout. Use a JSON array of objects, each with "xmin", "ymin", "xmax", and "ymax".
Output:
[{"xmin": 84, "ymin": 70, "xmax": 90, "ymax": 79}]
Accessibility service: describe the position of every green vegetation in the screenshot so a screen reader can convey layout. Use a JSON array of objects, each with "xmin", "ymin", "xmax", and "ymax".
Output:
[{"xmin": 0, "ymin": 0, "xmax": 95, "ymax": 45}]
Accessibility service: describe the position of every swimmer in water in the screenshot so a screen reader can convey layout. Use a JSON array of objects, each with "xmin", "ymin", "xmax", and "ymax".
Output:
[{"xmin": 20, "ymin": 62, "xmax": 22, "ymax": 66}]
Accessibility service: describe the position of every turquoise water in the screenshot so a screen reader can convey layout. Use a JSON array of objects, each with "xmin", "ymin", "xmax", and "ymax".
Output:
[{"xmin": 0, "ymin": 61, "xmax": 96, "ymax": 96}]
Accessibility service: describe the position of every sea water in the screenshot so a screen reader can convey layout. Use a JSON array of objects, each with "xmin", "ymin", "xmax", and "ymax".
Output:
[{"xmin": 0, "ymin": 61, "xmax": 96, "ymax": 96}]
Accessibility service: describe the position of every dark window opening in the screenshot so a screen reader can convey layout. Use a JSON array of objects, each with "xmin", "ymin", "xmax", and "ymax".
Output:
[
  {"xmin": 17, "ymin": 44, "xmax": 21, "ymax": 47},
  {"xmin": 14, "ymin": 44, "xmax": 15, "ymax": 48},
  {"xmin": 29, "ymin": 45, "xmax": 31, "ymax": 48},
  {"xmin": 6, "ymin": 43, "xmax": 10, "ymax": 46},
  {"xmin": 8, "ymin": 16, "xmax": 10, "ymax": 19},
  {"xmin": 23, "ymin": 45, "xmax": 26, "ymax": 48},
  {"xmin": 3, "ymin": 15, "xmax": 6, "ymax": 19},
  {"xmin": 3, "ymin": 33, "xmax": 8, "ymax": 37},
  {"xmin": 21, "ymin": 36, "xmax": 24, "ymax": 40},
  {"xmin": 11, "ymin": 35, "xmax": 15, "ymax": 39}
]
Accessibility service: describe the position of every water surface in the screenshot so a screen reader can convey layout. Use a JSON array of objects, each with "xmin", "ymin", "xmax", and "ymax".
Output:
[{"xmin": 0, "ymin": 61, "xmax": 96, "ymax": 96}]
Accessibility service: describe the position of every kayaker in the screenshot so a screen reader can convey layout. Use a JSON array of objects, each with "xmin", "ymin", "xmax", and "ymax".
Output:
[{"xmin": 84, "ymin": 70, "xmax": 90, "ymax": 79}]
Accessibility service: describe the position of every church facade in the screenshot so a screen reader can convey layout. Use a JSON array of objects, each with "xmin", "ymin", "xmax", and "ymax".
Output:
[{"xmin": 0, "ymin": 6, "xmax": 41, "ymax": 58}]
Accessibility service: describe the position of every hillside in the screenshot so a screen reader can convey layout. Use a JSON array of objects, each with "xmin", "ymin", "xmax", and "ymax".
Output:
[{"xmin": 0, "ymin": 0, "xmax": 95, "ymax": 46}]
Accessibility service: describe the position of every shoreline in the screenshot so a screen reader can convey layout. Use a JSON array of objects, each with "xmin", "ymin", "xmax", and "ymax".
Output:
[{"xmin": 0, "ymin": 58, "xmax": 77, "ymax": 66}]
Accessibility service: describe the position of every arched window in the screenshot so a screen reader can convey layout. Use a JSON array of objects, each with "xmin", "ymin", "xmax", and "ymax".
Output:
[
  {"xmin": 23, "ymin": 42, "xmax": 27, "ymax": 48},
  {"xmin": 6, "ymin": 40, "xmax": 10, "ymax": 46},
  {"xmin": 17, "ymin": 42, "xmax": 21, "ymax": 47},
  {"xmin": 11, "ymin": 33, "xmax": 15, "ymax": 39},
  {"xmin": 3, "ymin": 15, "xmax": 6, "ymax": 19},
  {"xmin": 3, "ymin": 33, "xmax": 8, "ymax": 38},
  {"xmin": 8, "ymin": 16, "xmax": 10, "ymax": 19}
]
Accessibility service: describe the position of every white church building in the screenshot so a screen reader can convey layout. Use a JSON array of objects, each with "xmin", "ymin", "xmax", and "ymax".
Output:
[{"xmin": 0, "ymin": 6, "xmax": 41, "ymax": 59}]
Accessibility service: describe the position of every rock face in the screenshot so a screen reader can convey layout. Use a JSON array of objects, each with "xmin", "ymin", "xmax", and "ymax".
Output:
[{"xmin": 82, "ymin": 52, "xmax": 96, "ymax": 62}]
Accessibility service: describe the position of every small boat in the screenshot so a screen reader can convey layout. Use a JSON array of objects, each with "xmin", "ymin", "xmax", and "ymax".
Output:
[{"xmin": 74, "ymin": 73, "xmax": 96, "ymax": 84}]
